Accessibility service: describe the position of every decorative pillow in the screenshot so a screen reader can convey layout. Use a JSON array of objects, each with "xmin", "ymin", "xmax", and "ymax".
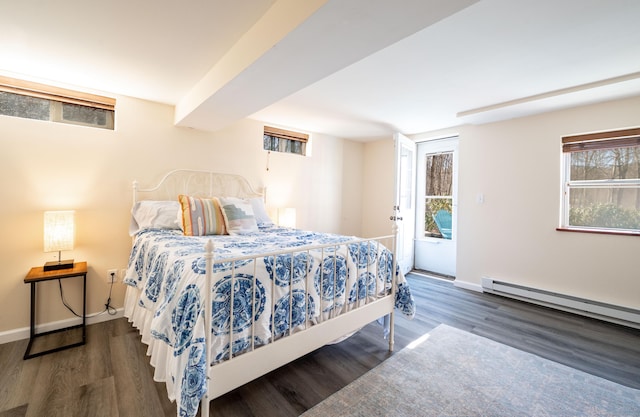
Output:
[
  {"xmin": 249, "ymin": 197, "xmax": 274, "ymax": 226},
  {"xmin": 218, "ymin": 197, "xmax": 259, "ymax": 235},
  {"xmin": 129, "ymin": 200, "xmax": 181, "ymax": 236},
  {"xmin": 178, "ymin": 195, "xmax": 227, "ymax": 236}
]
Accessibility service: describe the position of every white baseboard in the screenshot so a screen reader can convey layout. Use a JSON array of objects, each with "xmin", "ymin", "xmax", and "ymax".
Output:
[
  {"xmin": 0, "ymin": 308, "xmax": 124, "ymax": 345},
  {"xmin": 409, "ymin": 270, "xmax": 483, "ymax": 293},
  {"xmin": 453, "ymin": 279, "xmax": 483, "ymax": 292}
]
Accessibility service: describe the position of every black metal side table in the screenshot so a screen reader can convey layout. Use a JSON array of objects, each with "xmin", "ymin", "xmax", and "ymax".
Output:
[{"xmin": 23, "ymin": 261, "xmax": 87, "ymax": 359}]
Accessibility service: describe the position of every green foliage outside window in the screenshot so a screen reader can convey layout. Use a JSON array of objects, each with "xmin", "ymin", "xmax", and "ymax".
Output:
[{"xmin": 570, "ymin": 203, "xmax": 640, "ymax": 230}]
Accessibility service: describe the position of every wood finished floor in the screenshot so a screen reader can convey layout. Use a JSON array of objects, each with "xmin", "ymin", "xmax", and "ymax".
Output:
[{"xmin": 1, "ymin": 273, "xmax": 639, "ymax": 417}]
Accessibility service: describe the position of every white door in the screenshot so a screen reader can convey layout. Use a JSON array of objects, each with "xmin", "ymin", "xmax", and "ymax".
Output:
[
  {"xmin": 393, "ymin": 133, "xmax": 416, "ymax": 275},
  {"xmin": 414, "ymin": 137, "xmax": 458, "ymax": 277}
]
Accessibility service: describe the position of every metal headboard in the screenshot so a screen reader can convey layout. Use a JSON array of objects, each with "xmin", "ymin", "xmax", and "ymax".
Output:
[{"xmin": 132, "ymin": 169, "xmax": 263, "ymax": 202}]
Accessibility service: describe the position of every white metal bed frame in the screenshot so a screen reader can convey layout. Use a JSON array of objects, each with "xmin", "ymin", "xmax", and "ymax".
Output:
[{"xmin": 131, "ymin": 169, "xmax": 398, "ymax": 417}]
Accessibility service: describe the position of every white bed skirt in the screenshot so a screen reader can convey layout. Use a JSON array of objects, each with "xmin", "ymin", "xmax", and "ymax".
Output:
[{"xmin": 124, "ymin": 285, "xmax": 179, "ymax": 402}]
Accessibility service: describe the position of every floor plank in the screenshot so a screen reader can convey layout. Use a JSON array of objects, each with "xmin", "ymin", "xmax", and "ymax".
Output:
[
  {"xmin": 0, "ymin": 273, "xmax": 638, "ymax": 417},
  {"xmin": 110, "ymin": 331, "xmax": 173, "ymax": 417}
]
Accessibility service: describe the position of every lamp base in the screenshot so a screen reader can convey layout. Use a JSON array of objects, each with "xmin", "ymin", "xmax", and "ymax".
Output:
[{"xmin": 44, "ymin": 259, "xmax": 75, "ymax": 271}]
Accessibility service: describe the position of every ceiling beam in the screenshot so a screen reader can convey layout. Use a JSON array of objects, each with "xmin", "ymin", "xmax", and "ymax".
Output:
[{"xmin": 174, "ymin": 0, "xmax": 479, "ymax": 132}]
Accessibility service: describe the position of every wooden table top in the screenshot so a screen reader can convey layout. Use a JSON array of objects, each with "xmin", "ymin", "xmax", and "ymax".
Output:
[{"xmin": 25, "ymin": 261, "xmax": 88, "ymax": 283}]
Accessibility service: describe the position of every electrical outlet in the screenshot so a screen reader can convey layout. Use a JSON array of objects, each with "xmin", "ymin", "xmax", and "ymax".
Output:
[{"xmin": 107, "ymin": 269, "xmax": 118, "ymax": 283}]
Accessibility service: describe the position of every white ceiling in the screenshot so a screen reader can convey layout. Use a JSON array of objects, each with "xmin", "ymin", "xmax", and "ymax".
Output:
[{"xmin": 1, "ymin": 0, "xmax": 639, "ymax": 141}]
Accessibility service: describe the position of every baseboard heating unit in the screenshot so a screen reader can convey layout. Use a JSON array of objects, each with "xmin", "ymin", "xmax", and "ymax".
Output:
[{"xmin": 481, "ymin": 277, "xmax": 640, "ymax": 329}]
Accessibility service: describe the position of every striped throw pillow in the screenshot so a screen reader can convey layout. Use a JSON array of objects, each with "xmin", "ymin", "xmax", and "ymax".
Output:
[{"xmin": 178, "ymin": 195, "xmax": 227, "ymax": 236}]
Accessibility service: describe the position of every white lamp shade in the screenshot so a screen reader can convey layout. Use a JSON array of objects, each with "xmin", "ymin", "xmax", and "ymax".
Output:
[
  {"xmin": 277, "ymin": 208, "xmax": 296, "ymax": 228},
  {"xmin": 44, "ymin": 210, "xmax": 75, "ymax": 252}
]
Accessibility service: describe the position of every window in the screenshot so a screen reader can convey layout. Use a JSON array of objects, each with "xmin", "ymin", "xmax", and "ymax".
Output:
[
  {"xmin": 561, "ymin": 127, "xmax": 640, "ymax": 235},
  {"xmin": 424, "ymin": 151, "xmax": 453, "ymax": 239},
  {"xmin": 0, "ymin": 76, "xmax": 115, "ymax": 129},
  {"xmin": 263, "ymin": 126, "xmax": 308, "ymax": 156}
]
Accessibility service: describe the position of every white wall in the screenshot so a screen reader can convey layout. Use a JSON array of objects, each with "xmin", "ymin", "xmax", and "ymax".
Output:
[
  {"xmin": 413, "ymin": 96, "xmax": 640, "ymax": 310},
  {"xmin": 339, "ymin": 140, "xmax": 365, "ymax": 236},
  {"xmin": 0, "ymin": 95, "xmax": 363, "ymax": 335}
]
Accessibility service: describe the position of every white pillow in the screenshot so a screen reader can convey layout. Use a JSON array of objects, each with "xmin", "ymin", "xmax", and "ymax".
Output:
[
  {"xmin": 218, "ymin": 197, "xmax": 259, "ymax": 235},
  {"xmin": 249, "ymin": 197, "xmax": 274, "ymax": 226},
  {"xmin": 129, "ymin": 200, "xmax": 181, "ymax": 235}
]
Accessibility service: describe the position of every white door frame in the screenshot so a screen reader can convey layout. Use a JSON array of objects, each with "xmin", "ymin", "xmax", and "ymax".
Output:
[{"xmin": 414, "ymin": 136, "xmax": 458, "ymax": 277}]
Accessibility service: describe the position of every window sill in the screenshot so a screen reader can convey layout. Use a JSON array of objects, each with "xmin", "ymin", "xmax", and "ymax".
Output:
[{"xmin": 556, "ymin": 227, "xmax": 640, "ymax": 237}]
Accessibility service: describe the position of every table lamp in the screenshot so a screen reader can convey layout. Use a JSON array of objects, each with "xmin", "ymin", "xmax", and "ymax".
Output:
[
  {"xmin": 277, "ymin": 207, "xmax": 296, "ymax": 228},
  {"xmin": 43, "ymin": 210, "xmax": 75, "ymax": 271}
]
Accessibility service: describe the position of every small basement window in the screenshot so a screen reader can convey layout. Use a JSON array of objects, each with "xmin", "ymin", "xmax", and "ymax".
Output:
[
  {"xmin": 0, "ymin": 76, "xmax": 115, "ymax": 130},
  {"xmin": 263, "ymin": 126, "xmax": 308, "ymax": 156}
]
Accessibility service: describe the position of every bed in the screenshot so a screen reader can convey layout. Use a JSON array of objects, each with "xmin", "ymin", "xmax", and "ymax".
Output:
[{"xmin": 122, "ymin": 169, "xmax": 415, "ymax": 417}]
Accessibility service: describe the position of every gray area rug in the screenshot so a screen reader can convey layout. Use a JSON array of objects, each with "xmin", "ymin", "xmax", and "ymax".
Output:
[{"xmin": 302, "ymin": 324, "xmax": 640, "ymax": 417}]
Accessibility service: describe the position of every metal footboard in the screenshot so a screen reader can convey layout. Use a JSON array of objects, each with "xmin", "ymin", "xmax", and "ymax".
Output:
[{"xmin": 200, "ymin": 234, "xmax": 398, "ymax": 416}]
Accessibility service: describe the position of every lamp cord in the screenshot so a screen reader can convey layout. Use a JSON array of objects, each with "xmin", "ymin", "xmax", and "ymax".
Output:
[{"xmin": 58, "ymin": 278, "xmax": 117, "ymax": 318}]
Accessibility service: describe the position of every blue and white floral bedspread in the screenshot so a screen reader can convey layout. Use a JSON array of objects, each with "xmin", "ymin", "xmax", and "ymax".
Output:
[{"xmin": 124, "ymin": 226, "xmax": 415, "ymax": 417}]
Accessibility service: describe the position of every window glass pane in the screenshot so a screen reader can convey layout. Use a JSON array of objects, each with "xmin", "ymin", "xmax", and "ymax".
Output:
[
  {"xmin": 0, "ymin": 91, "xmax": 50, "ymax": 120},
  {"xmin": 570, "ymin": 146, "xmax": 640, "ymax": 181},
  {"xmin": 263, "ymin": 134, "xmax": 278, "ymax": 151},
  {"xmin": 569, "ymin": 187, "xmax": 640, "ymax": 229},
  {"xmin": 424, "ymin": 198, "xmax": 452, "ymax": 238},
  {"xmin": 400, "ymin": 148, "xmax": 413, "ymax": 211},
  {"xmin": 290, "ymin": 139, "xmax": 305, "ymax": 155},
  {"xmin": 263, "ymin": 133, "xmax": 306, "ymax": 156},
  {"xmin": 425, "ymin": 152, "xmax": 453, "ymax": 196},
  {"xmin": 62, "ymin": 102, "xmax": 109, "ymax": 126}
]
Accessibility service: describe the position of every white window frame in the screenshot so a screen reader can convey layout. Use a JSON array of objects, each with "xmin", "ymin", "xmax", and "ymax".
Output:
[{"xmin": 560, "ymin": 127, "xmax": 640, "ymax": 236}]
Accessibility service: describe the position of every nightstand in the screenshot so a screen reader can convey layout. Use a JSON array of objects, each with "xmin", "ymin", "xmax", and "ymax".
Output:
[{"xmin": 23, "ymin": 261, "xmax": 87, "ymax": 359}]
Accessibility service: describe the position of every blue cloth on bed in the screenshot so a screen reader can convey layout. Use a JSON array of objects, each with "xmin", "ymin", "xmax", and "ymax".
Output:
[{"xmin": 124, "ymin": 226, "xmax": 415, "ymax": 417}]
